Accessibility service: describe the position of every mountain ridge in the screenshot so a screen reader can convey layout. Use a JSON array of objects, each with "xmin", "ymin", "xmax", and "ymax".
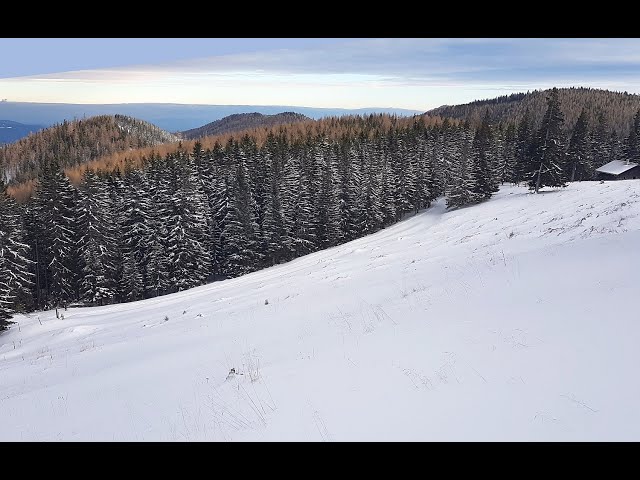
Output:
[
  {"xmin": 0, "ymin": 101, "xmax": 423, "ymax": 132},
  {"xmin": 179, "ymin": 112, "xmax": 311, "ymax": 139}
]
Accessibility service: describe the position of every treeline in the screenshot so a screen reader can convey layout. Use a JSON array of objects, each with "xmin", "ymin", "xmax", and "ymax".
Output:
[
  {"xmin": 0, "ymin": 114, "xmax": 178, "ymax": 186},
  {"xmin": 1, "ymin": 88, "xmax": 639, "ymax": 328},
  {"xmin": 428, "ymin": 87, "xmax": 640, "ymax": 137}
]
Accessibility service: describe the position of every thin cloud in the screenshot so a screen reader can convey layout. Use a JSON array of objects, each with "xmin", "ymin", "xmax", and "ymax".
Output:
[
  {"xmin": 3, "ymin": 38, "xmax": 640, "ymax": 108},
  {"xmin": 23, "ymin": 38, "xmax": 640, "ymax": 85}
]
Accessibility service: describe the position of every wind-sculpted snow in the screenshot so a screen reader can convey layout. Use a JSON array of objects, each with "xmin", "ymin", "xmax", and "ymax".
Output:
[{"xmin": 1, "ymin": 181, "xmax": 639, "ymax": 441}]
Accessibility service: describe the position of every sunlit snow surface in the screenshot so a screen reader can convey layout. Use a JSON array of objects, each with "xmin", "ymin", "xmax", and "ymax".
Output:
[{"xmin": 1, "ymin": 181, "xmax": 639, "ymax": 441}]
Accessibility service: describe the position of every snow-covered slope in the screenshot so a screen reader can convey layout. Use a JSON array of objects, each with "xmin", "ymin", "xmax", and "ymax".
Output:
[{"xmin": 2, "ymin": 181, "xmax": 640, "ymax": 441}]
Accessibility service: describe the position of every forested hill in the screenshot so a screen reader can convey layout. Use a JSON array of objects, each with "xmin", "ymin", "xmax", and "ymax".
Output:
[
  {"xmin": 179, "ymin": 112, "xmax": 310, "ymax": 139},
  {"xmin": 5, "ymin": 114, "xmax": 449, "ymax": 201},
  {"xmin": 0, "ymin": 115, "xmax": 178, "ymax": 185},
  {"xmin": 426, "ymin": 87, "xmax": 640, "ymax": 135}
]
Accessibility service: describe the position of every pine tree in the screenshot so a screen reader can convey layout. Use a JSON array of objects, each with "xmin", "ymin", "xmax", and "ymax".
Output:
[{"xmin": 529, "ymin": 88, "xmax": 568, "ymax": 193}]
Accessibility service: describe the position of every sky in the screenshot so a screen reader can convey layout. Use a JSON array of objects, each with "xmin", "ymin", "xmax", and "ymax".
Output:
[{"xmin": 2, "ymin": 38, "xmax": 640, "ymax": 110}]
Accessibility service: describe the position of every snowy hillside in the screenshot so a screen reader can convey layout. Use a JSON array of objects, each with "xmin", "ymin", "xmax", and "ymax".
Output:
[{"xmin": 1, "ymin": 181, "xmax": 639, "ymax": 441}]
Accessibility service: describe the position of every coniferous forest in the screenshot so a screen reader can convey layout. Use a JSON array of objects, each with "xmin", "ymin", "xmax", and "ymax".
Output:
[{"xmin": 2, "ymin": 88, "xmax": 640, "ymax": 329}]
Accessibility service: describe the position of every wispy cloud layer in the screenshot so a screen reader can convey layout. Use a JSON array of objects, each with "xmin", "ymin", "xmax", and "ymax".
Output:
[{"xmin": 2, "ymin": 38, "xmax": 640, "ymax": 109}]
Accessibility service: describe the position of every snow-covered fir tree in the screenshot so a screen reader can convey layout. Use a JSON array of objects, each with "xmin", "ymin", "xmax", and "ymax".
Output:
[
  {"xmin": 0, "ymin": 181, "xmax": 32, "ymax": 327},
  {"xmin": 165, "ymin": 152, "xmax": 212, "ymax": 290},
  {"xmin": 529, "ymin": 88, "xmax": 568, "ymax": 193},
  {"xmin": 566, "ymin": 109, "xmax": 593, "ymax": 181},
  {"xmin": 221, "ymin": 144, "xmax": 259, "ymax": 277},
  {"xmin": 77, "ymin": 170, "xmax": 118, "ymax": 305},
  {"xmin": 33, "ymin": 160, "xmax": 80, "ymax": 307},
  {"xmin": 471, "ymin": 112, "xmax": 499, "ymax": 200},
  {"xmin": 446, "ymin": 126, "xmax": 476, "ymax": 208}
]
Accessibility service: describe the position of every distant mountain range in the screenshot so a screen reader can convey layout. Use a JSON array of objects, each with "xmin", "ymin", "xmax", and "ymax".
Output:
[
  {"xmin": 0, "ymin": 120, "xmax": 45, "ymax": 144},
  {"xmin": 179, "ymin": 112, "xmax": 310, "ymax": 140},
  {"xmin": 0, "ymin": 102, "xmax": 423, "ymax": 133}
]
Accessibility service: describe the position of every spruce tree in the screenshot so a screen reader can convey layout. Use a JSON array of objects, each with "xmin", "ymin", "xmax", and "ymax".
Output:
[
  {"xmin": 262, "ymin": 170, "xmax": 288, "ymax": 266},
  {"xmin": 446, "ymin": 127, "xmax": 476, "ymax": 208},
  {"xmin": 0, "ymin": 181, "xmax": 33, "ymax": 328},
  {"xmin": 566, "ymin": 109, "xmax": 592, "ymax": 181},
  {"xmin": 592, "ymin": 111, "xmax": 611, "ymax": 168},
  {"xmin": 119, "ymin": 169, "xmax": 153, "ymax": 299},
  {"xmin": 471, "ymin": 112, "xmax": 498, "ymax": 200},
  {"xmin": 121, "ymin": 252, "xmax": 143, "ymax": 302},
  {"xmin": 500, "ymin": 123, "xmax": 517, "ymax": 184},
  {"xmin": 624, "ymin": 109, "xmax": 640, "ymax": 164},
  {"xmin": 165, "ymin": 154, "xmax": 212, "ymax": 291},
  {"xmin": 34, "ymin": 160, "xmax": 81, "ymax": 307},
  {"xmin": 354, "ymin": 139, "xmax": 382, "ymax": 235},
  {"xmin": 144, "ymin": 153, "xmax": 171, "ymax": 297},
  {"xmin": 380, "ymin": 156, "xmax": 397, "ymax": 226},
  {"xmin": 281, "ymin": 148, "xmax": 316, "ymax": 257},
  {"xmin": 336, "ymin": 142, "xmax": 360, "ymax": 242},
  {"xmin": 315, "ymin": 140, "xmax": 340, "ymax": 249},
  {"xmin": 413, "ymin": 133, "xmax": 432, "ymax": 212},
  {"xmin": 529, "ymin": 88, "xmax": 568, "ymax": 193},
  {"xmin": 221, "ymin": 145, "xmax": 259, "ymax": 277},
  {"xmin": 77, "ymin": 170, "xmax": 118, "ymax": 305},
  {"xmin": 515, "ymin": 108, "xmax": 534, "ymax": 184}
]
